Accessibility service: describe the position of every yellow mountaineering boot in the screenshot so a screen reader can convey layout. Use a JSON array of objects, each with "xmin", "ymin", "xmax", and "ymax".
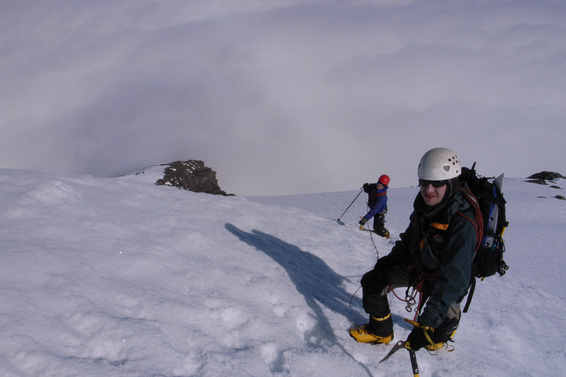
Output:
[
  {"xmin": 370, "ymin": 229, "xmax": 390, "ymax": 238},
  {"xmin": 349, "ymin": 314, "xmax": 394, "ymax": 344},
  {"xmin": 349, "ymin": 324, "xmax": 394, "ymax": 344},
  {"xmin": 426, "ymin": 329, "xmax": 457, "ymax": 351}
]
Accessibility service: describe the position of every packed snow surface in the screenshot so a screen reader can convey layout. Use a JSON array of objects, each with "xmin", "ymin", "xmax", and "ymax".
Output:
[{"xmin": 1, "ymin": 167, "xmax": 565, "ymax": 376}]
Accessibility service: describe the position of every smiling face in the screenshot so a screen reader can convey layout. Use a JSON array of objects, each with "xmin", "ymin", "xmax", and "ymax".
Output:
[{"xmin": 419, "ymin": 181, "xmax": 447, "ymax": 206}]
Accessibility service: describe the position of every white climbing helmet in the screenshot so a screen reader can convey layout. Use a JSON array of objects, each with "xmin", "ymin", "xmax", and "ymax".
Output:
[{"xmin": 418, "ymin": 147, "xmax": 461, "ymax": 181}]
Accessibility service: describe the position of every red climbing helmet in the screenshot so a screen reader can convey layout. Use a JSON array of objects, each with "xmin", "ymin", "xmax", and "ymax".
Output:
[{"xmin": 378, "ymin": 174, "xmax": 390, "ymax": 186}]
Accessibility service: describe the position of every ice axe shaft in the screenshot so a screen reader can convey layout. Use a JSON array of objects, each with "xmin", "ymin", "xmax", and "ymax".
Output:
[
  {"xmin": 337, "ymin": 188, "xmax": 364, "ymax": 222},
  {"xmin": 409, "ymin": 349, "xmax": 420, "ymax": 377}
]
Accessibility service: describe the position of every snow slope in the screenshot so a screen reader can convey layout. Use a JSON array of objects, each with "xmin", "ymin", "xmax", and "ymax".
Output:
[{"xmin": 0, "ymin": 167, "xmax": 564, "ymax": 376}]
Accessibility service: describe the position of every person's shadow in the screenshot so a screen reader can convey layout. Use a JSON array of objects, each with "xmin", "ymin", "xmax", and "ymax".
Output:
[{"xmin": 225, "ymin": 224, "xmax": 374, "ymax": 376}]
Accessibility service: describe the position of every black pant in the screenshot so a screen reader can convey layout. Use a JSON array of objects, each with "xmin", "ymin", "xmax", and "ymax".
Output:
[
  {"xmin": 361, "ymin": 262, "xmax": 461, "ymax": 342},
  {"xmin": 372, "ymin": 215, "xmax": 387, "ymax": 234}
]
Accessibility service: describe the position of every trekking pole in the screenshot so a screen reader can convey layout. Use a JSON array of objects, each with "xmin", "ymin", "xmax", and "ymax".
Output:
[{"xmin": 337, "ymin": 188, "xmax": 364, "ymax": 222}]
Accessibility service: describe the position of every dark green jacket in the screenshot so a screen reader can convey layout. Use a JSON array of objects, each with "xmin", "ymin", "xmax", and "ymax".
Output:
[{"xmin": 388, "ymin": 188, "xmax": 478, "ymax": 328}]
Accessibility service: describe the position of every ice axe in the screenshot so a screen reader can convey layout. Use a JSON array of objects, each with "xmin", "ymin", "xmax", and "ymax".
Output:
[
  {"xmin": 337, "ymin": 188, "xmax": 364, "ymax": 224},
  {"xmin": 380, "ymin": 340, "xmax": 420, "ymax": 377}
]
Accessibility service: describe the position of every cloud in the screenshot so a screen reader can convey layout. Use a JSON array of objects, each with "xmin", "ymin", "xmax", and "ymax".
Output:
[{"xmin": 1, "ymin": 0, "xmax": 565, "ymax": 195}]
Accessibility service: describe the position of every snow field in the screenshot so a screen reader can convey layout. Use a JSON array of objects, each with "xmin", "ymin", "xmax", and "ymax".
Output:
[{"xmin": 0, "ymin": 168, "xmax": 565, "ymax": 376}]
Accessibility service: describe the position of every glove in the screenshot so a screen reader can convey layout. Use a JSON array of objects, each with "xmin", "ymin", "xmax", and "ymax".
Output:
[
  {"xmin": 406, "ymin": 325, "xmax": 433, "ymax": 351},
  {"xmin": 363, "ymin": 183, "xmax": 370, "ymax": 192},
  {"xmin": 358, "ymin": 217, "xmax": 367, "ymax": 228}
]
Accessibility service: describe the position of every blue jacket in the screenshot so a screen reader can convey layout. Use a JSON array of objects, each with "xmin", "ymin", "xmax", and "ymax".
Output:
[{"xmin": 362, "ymin": 184, "xmax": 388, "ymax": 221}]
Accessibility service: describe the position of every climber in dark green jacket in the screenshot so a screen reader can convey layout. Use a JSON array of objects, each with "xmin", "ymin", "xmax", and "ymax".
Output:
[{"xmin": 349, "ymin": 147, "xmax": 478, "ymax": 352}]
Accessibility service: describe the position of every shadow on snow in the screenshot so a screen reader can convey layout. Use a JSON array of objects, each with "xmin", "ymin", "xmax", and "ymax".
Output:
[{"xmin": 225, "ymin": 223, "xmax": 374, "ymax": 376}]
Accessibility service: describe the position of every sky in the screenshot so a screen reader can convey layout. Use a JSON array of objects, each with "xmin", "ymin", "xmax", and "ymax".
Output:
[
  {"xmin": 1, "ymin": 0, "xmax": 565, "ymax": 196},
  {"xmin": 1, "ymin": 166, "xmax": 565, "ymax": 376}
]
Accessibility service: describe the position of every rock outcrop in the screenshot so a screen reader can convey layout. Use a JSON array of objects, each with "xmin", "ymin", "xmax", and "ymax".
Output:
[
  {"xmin": 526, "ymin": 171, "xmax": 565, "ymax": 200},
  {"xmin": 527, "ymin": 171, "xmax": 565, "ymax": 181},
  {"xmin": 155, "ymin": 160, "xmax": 233, "ymax": 196},
  {"xmin": 526, "ymin": 171, "xmax": 565, "ymax": 186}
]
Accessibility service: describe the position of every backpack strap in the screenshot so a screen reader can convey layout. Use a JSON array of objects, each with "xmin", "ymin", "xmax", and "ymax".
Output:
[
  {"xmin": 456, "ymin": 186, "xmax": 484, "ymax": 313},
  {"xmin": 463, "ymin": 277, "xmax": 476, "ymax": 313},
  {"xmin": 369, "ymin": 191, "xmax": 387, "ymax": 198},
  {"xmin": 457, "ymin": 186, "xmax": 484, "ymax": 254}
]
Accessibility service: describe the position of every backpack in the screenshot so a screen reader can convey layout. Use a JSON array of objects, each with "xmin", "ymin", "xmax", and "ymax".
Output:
[{"xmin": 457, "ymin": 163, "xmax": 509, "ymax": 312}]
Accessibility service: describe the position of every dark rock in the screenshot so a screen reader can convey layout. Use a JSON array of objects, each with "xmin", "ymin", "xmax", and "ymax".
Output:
[
  {"xmin": 155, "ymin": 160, "xmax": 233, "ymax": 196},
  {"xmin": 527, "ymin": 171, "xmax": 565, "ymax": 180},
  {"xmin": 525, "ymin": 179, "xmax": 548, "ymax": 185},
  {"xmin": 526, "ymin": 171, "xmax": 565, "ymax": 186}
]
